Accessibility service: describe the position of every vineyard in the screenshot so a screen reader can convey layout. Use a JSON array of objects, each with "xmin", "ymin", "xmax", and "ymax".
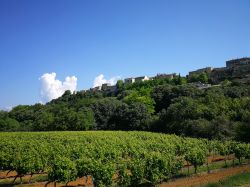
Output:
[{"xmin": 0, "ymin": 131, "xmax": 250, "ymax": 186}]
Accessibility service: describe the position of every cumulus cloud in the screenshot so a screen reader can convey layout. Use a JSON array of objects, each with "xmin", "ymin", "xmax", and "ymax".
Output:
[
  {"xmin": 0, "ymin": 106, "xmax": 13, "ymax": 112},
  {"xmin": 5, "ymin": 106, "xmax": 13, "ymax": 112},
  {"xmin": 39, "ymin": 72, "xmax": 77, "ymax": 103},
  {"xmin": 93, "ymin": 74, "xmax": 121, "ymax": 88}
]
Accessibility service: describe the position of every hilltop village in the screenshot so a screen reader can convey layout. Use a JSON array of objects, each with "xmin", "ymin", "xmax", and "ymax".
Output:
[
  {"xmin": 87, "ymin": 57, "xmax": 250, "ymax": 93},
  {"xmin": 189, "ymin": 57, "xmax": 250, "ymax": 83},
  {"xmin": 3, "ymin": 57, "xmax": 250, "ymax": 142},
  {"xmin": 90, "ymin": 73, "xmax": 176, "ymax": 92}
]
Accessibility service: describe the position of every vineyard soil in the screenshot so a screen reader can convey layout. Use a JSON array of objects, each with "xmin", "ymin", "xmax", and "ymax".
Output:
[
  {"xmin": 161, "ymin": 164, "xmax": 250, "ymax": 187},
  {"xmin": 1, "ymin": 164, "xmax": 250, "ymax": 187}
]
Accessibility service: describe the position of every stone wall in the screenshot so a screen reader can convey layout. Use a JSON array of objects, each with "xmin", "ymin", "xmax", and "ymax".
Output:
[
  {"xmin": 210, "ymin": 61, "xmax": 250, "ymax": 84},
  {"xmin": 226, "ymin": 58, "xmax": 250, "ymax": 69},
  {"xmin": 232, "ymin": 64, "xmax": 250, "ymax": 78},
  {"xmin": 155, "ymin": 73, "xmax": 176, "ymax": 79},
  {"xmin": 189, "ymin": 67, "xmax": 213, "ymax": 76},
  {"xmin": 209, "ymin": 67, "xmax": 231, "ymax": 84}
]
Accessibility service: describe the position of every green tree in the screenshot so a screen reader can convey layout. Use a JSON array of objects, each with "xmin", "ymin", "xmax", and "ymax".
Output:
[
  {"xmin": 188, "ymin": 72, "xmax": 208, "ymax": 83},
  {"xmin": 0, "ymin": 116, "xmax": 20, "ymax": 131},
  {"xmin": 34, "ymin": 110, "xmax": 54, "ymax": 131},
  {"xmin": 76, "ymin": 107, "xmax": 95, "ymax": 130},
  {"xmin": 109, "ymin": 103, "xmax": 152, "ymax": 130},
  {"xmin": 90, "ymin": 98, "xmax": 123, "ymax": 129},
  {"xmin": 123, "ymin": 89, "xmax": 155, "ymax": 114}
]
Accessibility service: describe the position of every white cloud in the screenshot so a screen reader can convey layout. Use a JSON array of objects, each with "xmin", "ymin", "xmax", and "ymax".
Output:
[
  {"xmin": 93, "ymin": 74, "xmax": 121, "ymax": 88},
  {"xmin": 0, "ymin": 106, "xmax": 13, "ymax": 112},
  {"xmin": 5, "ymin": 106, "xmax": 13, "ymax": 112},
  {"xmin": 39, "ymin": 72, "xmax": 77, "ymax": 103}
]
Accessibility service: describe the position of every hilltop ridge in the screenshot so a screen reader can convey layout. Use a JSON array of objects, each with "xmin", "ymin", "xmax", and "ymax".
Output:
[
  {"xmin": 86, "ymin": 57, "xmax": 250, "ymax": 94},
  {"xmin": 1, "ymin": 57, "xmax": 250, "ymax": 143}
]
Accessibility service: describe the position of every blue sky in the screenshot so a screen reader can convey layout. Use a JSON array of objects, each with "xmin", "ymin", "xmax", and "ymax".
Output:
[{"xmin": 0, "ymin": 0, "xmax": 250, "ymax": 109}]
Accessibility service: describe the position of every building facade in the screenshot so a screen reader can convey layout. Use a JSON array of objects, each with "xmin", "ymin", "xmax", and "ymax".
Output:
[
  {"xmin": 226, "ymin": 58, "xmax": 250, "ymax": 69},
  {"xmin": 155, "ymin": 73, "xmax": 176, "ymax": 79},
  {"xmin": 210, "ymin": 58, "xmax": 250, "ymax": 83},
  {"xmin": 124, "ymin": 78, "xmax": 135, "ymax": 84}
]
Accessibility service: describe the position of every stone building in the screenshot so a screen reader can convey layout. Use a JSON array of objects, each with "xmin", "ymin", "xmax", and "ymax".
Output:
[
  {"xmin": 226, "ymin": 58, "xmax": 250, "ymax": 69},
  {"xmin": 155, "ymin": 73, "xmax": 176, "ymax": 79},
  {"xmin": 134, "ymin": 76, "xmax": 149, "ymax": 82},
  {"xmin": 101, "ymin": 83, "xmax": 117, "ymax": 92},
  {"xmin": 188, "ymin": 67, "xmax": 213, "ymax": 77},
  {"xmin": 106, "ymin": 85, "xmax": 117, "ymax": 92},
  {"xmin": 90, "ymin": 86, "xmax": 102, "ymax": 92},
  {"xmin": 124, "ymin": 76, "xmax": 149, "ymax": 84},
  {"xmin": 209, "ymin": 67, "xmax": 231, "ymax": 83},
  {"xmin": 210, "ymin": 58, "xmax": 250, "ymax": 83},
  {"xmin": 101, "ymin": 83, "xmax": 111, "ymax": 91},
  {"xmin": 124, "ymin": 78, "xmax": 135, "ymax": 84}
]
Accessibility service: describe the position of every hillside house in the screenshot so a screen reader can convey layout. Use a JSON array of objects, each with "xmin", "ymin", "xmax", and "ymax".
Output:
[
  {"xmin": 101, "ymin": 83, "xmax": 111, "ymax": 91},
  {"xmin": 134, "ymin": 76, "xmax": 149, "ymax": 82},
  {"xmin": 124, "ymin": 78, "xmax": 135, "ymax": 84},
  {"xmin": 155, "ymin": 73, "xmax": 176, "ymax": 79},
  {"xmin": 90, "ymin": 86, "xmax": 101, "ymax": 92},
  {"xmin": 101, "ymin": 83, "xmax": 117, "ymax": 92}
]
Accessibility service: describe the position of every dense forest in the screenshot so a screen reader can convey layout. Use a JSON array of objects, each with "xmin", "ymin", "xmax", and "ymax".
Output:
[{"xmin": 1, "ymin": 73, "xmax": 250, "ymax": 142}]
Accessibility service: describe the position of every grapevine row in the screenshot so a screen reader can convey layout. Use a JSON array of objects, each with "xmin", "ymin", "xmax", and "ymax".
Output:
[{"xmin": 0, "ymin": 131, "xmax": 250, "ymax": 186}]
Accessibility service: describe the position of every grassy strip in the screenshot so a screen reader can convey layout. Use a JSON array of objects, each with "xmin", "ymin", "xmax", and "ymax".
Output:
[{"xmin": 202, "ymin": 172, "xmax": 250, "ymax": 187}]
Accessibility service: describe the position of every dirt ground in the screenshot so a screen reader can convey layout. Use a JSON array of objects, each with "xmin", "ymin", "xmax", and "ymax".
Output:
[
  {"xmin": 18, "ymin": 176, "xmax": 94, "ymax": 187},
  {"xmin": 0, "ymin": 171, "xmax": 93, "ymax": 187},
  {"xmin": 0, "ymin": 170, "xmax": 18, "ymax": 178},
  {"xmin": 161, "ymin": 164, "xmax": 250, "ymax": 187}
]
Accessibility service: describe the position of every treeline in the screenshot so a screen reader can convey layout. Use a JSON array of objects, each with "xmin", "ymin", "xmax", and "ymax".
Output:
[{"xmin": 1, "ymin": 75, "xmax": 250, "ymax": 142}]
